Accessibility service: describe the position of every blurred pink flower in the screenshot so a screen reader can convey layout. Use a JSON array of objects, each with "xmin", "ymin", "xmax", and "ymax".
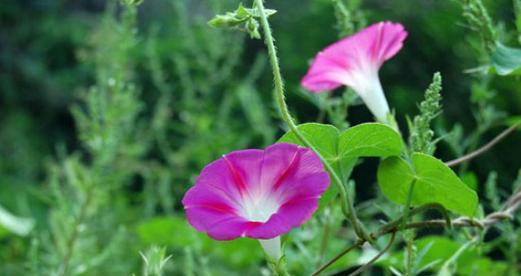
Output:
[
  {"xmin": 301, "ymin": 21, "xmax": 408, "ymax": 122},
  {"xmin": 182, "ymin": 143, "xmax": 329, "ymax": 259}
]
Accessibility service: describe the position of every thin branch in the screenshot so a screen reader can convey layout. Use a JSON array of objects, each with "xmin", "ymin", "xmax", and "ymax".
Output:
[
  {"xmin": 377, "ymin": 203, "xmax": 452, "ymax": 236},
  {"xmin": 348, "ymin": 232, "xmax": 397, "ymax": 276},
  {"xmin": 313, "ymin": 189, "xmax": 521, "ymax": 275},
  {"xmin": 59, "ymin": 187, "xmax": 94, "ymax": 276},
  {"xmin": 312, "ymin": 240, "xmax": 365, "ymax": 276},
  {"xmin": 445, "ymin": 122, "xmax": 520, "ymax": 167},
  {"xmin": 312, "ymin": 204, "xmax": 450, "ymax": 275},
  {"xmin": 381, "ymin": 190, "xmax": 521, "ymax": 235}
]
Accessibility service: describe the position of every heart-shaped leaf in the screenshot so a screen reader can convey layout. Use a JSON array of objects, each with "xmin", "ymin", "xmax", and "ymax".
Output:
[
  {"xmin": 278, "ymin": 123, "xmax": 346, "ymax": 207},
  {"xmin": 377, "ymin": 153, "xmax": 478, "ymax": 216},
  {"xmin": 279, "ymin": 123, "xmax": 403, "ymax": 207},
  {"xmin": 338, "ymin": 123, "xmax": 404, "ymax": 159},
  {"xmin": 279, "ymin": 123, "xmax": 403, "ymax": 176},
  {"xmin": 279, "ymin": 123, "xmax": 340, "ymax": 167}
]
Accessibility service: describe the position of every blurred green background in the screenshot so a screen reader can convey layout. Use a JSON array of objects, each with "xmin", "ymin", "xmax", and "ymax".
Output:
[{"xmin": 1, "ymin": 0, "xmax": 520, "ymax": 275}]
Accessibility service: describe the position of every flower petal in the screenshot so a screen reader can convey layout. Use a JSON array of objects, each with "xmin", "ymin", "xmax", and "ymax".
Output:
[
  {"xmin": 245, "ymin": 197, "xmax": 322, "ymax": 239},
  {"xmin": 260, "ymin": 143, "xmax": 324, "ymax": 194},
  {"xmin": 182, "ymin": 143, "xmax": 330, "ymax": 241},
  {"xmin": 301, "ymin": 21, "xmax": 407, "ymax": 93},
  {"xmin": 185, "ymin": 205, "xmax": 258, "ymax": 240}
]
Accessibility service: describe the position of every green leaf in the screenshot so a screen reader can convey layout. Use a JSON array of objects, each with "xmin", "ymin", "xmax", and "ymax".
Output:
[
  {"xmin": 0, "ymin": 205, "xmax": 34, "ymax": 237},
  {"xmin": 384, "ymin": 236, "xmax": 507, "ymax": 275},
  {"xmin": 338, "ymin": 123, "xmax": 404, "ymax": 160},
  {"xmin": 137, "ymin": 216, "xmax": 197, "ymax": 248},
  {"xmin": 279, "ymin": 123, "xmax": 403, "ymax": 207},
  {"xmin": 460, "ymin": 172, "xmax": 478, "ymax": 191},
  {"xmin": 490, "ymin": 43, "xmax": 521, "ymax": 76},
  {"xmin": 279, "ymin": 123, "xmax": 343, "ymax": 207},
  {"xmin": 506, "ymin": 116, "xmax": 521, "ymax": 129},
  {"xmin": 377, "ymin": 153, "xmax": 478, "ymax": 216},
  {"xmin": 279, "ymin": 123, "xmax": 403, "ymax": 172},
  {"xmin": 140, "ymin": 246, "xmax": 172, "ymax": 276},
  {"xmin": 208, "ymin": 4, "xmax": 251, "ymax": 28},
  {"xmin": 247, "ymin": 7, "xmax": 277, "ymax": 18},
  {"xmin": 137, "ymin": 216, "xmax": 263, "ymax": 268},
  {"xmin": 121, "ymin": 0, "xmax": 143, "ymax": 6},
  {"xmin": 207, "ymin": 3, "xmax": 276, "ymax": 40},
  {"xmin": 279, "ymin": 123, "xmax": 339, "ymax": 159}
]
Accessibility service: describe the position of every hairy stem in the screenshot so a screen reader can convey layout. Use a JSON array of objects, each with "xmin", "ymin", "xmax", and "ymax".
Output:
[{"xmin": 254, "ymin": 0, "xmax": 368, "ymax": 240}]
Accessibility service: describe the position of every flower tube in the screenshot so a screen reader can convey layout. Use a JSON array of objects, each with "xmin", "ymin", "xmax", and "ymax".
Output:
[
  {"xmin": 182, "ymin": 143, "xmax": 330, "ymax": 261},
  {"xmin": 301, "ymin": 21, "xmax": 408, "ymax": 123}
]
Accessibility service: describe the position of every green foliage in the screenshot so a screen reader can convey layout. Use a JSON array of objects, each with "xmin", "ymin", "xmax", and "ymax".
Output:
[
  {"xmin": 0, "ymin": 0, "xmax": 520, "ymax": 275},
  {"xmin": 208, "ymin": 3, "xmax": 277, "ymax": 39},
  {"xmin": 0, "ymin": 206, "xmax": 34, "ymax": 237},
  {"xmin": 139, "ymin": 246, "xmax": 172, "ymax": 276},
  {"xmin": 279, "ymin": 123, "xmax": 402, "ymax": 211},
  {"xmin": 459, "ymin": 0, "xmax": 497, "ymax": 52},
  {"xmin": 516, "ymin": 0, "xmax": 521, "ymax": 43},
  {"xmin": 279, "ymin": 123, "xmax": 403, "ymax": 172},
  {"xmin": 378, "ymin": 153, "xmax": 478, "ymax": 216},
  {"xmin": 338, "ymin": 123, "xmax": 404, "ymax": 159},
  {"xmin": 332, "ymin": 0, "xmax": 366, "ymax": 37},
  {"xmin": 122, "ymin": 0, "xmax": 144, "ymax": 6},
  {"xmin": 409, "ymin": 73, "xmax": 442, "ymax": 154},
  {"xmin": 279, "ymin": 123, "xmax": 346, "ymax": 206},
  {"xmin": 386, "ymin": 236, "xmax": 508, "ymax": 275},
  {"xmin": 490, "ymin": 43, "xmax": 521, "ymax": 76}
]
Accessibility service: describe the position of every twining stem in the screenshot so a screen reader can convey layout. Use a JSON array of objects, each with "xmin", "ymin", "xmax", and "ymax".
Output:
[
  {"xmin": 349, "ymin": 232, "xmax": 397, "ymax": 276},
  {"xmin": 312, "ymin": 240, "xmax": 365, "ymax": 276},
  {"xmin": 313, "ymin": 188, "xmax": 521, "ymax": 275},
  {"xmin": 313, "ymin": 203, "xmax": 450, "ymax": 275},
  {"xmin": 401, "ymin": 179, "xmax": 417, "ymax": 229},
  {"xmin": 254, "ymin": 0, "xmax": 369, "ymax": 241},
  {"xmin": 402, "ymin": 179, "xmax": 416, "ymax": 276},
  {"xmin": 445, "ymin": 122, "xmax": 520, "ymax": 167},
  {"xmin": 377, "ymin": 203, "xmax": 451, "ymax": 235}
]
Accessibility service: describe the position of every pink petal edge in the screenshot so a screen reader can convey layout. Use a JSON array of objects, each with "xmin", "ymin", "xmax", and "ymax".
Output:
[
  {"xmin": 301, "ymin": 21, "xmax": 408, "ymax": 93},
  {"xmin": 182, "ymin": 143, "xmax": 330, "ymax": 240}
]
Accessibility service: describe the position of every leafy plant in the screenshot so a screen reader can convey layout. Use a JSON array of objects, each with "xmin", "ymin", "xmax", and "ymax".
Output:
[{"xmin": 0, "ymin": 0, "xmax": 520, "ymax": 275}]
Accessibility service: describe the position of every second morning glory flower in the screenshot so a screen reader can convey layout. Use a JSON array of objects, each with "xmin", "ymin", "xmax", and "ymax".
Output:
[{"xmin": 301, "ymin": 21, "xmax": 408, "ymax": 123}]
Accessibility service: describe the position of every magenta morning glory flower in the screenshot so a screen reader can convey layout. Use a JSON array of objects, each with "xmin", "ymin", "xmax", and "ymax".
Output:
[
  {"xmin": 182, "ymin": 143, "xmax": 330, "ymax": 260},
  {"xmin": 301, "ymin": 21, "xmax": 408, "ymax": 123}
]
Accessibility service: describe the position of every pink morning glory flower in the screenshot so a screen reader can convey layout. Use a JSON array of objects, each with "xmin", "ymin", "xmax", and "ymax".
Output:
[
  {"xmin": 182, "ymin": 143, "xmax": 330, "ymax": 260},
  {"xmin": 301, "ymin": 21, "xmax": 408, "ymax": 123}
]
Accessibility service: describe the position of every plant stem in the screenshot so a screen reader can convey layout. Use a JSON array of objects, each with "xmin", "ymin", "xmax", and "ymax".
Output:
[
  {"xmin": 312, "ymin": 240, "xmax": 365, "ymax": 276},
  {"xmin": 312, "ymin": 203, "xmax": 450, "ymax": 275},
  {"xmin": 348, "ymin": 232, "xmax": 397, "ymax": 276},
  {"xmin": 445, "ymin": 122, "xmax": 520, "ymax": 167},
  {"xmin": 313, "ymin": 154, "xmax": 521, "ymax": 274},
  {"xmin": 402, "ymin": 179, "xmax": 417, "ymax": 276},
  {"xmin": 254, "ymin": 0, "xmax": 369, "ymax": 241},
  {"xmin": 317, "ymin": 206, "xmax": 333, "ymax": 268},
  {"xmin": 59, "ymin": 186, "xmax": 94, "ymax": 276}
]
